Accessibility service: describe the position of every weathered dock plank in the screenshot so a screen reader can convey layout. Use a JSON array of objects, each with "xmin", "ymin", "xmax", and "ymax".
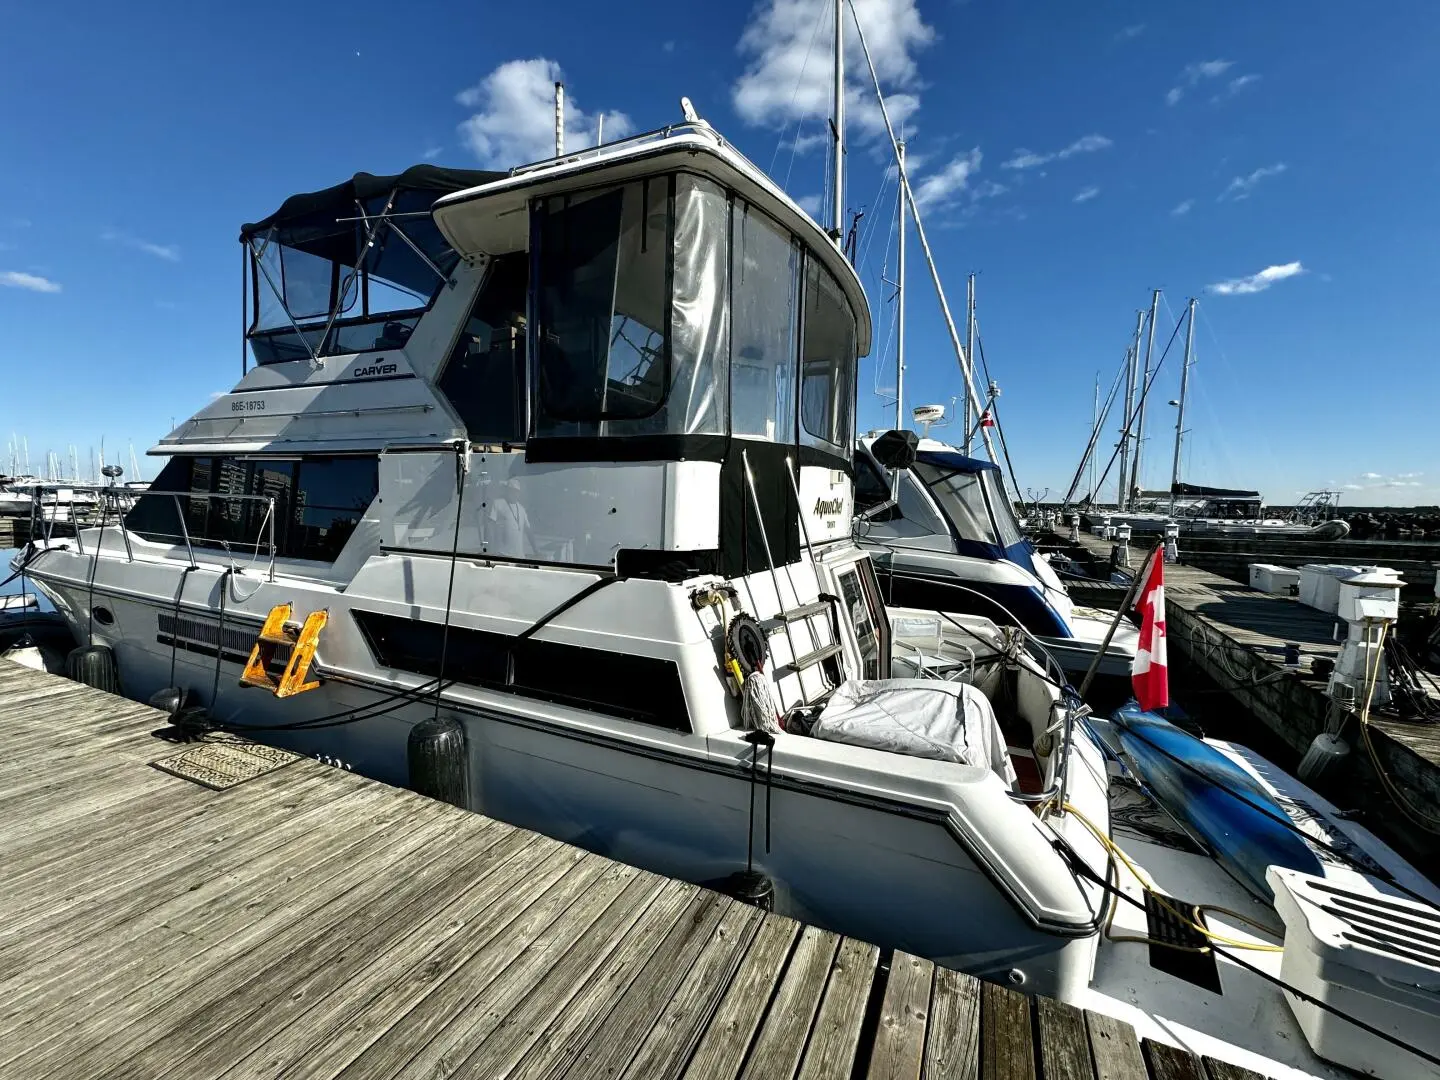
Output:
[{"xmin": 0, "ymin": 658, "xmax": 1268, "ymax": 1080}]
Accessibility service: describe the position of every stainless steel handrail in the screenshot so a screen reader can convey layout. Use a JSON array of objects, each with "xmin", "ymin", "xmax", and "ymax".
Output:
[
  {"xmin": 507, "ymin": 122, "xmax": 726, "ymax": 178},
  {"xmin": 29, "ymin": 486, "xmax": 278, "ymax": 581}
]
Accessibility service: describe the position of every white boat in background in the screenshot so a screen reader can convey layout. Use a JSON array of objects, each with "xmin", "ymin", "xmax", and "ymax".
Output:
[{"xmin": 855, "ymin": 434, "xmax": 1138, "ymax": 677}]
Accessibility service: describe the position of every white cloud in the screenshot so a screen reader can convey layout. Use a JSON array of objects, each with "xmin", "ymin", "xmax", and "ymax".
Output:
[
  {"xmin": 456, "ymin": 59, "xmax": 633, "ymax": 168},
  {"xmin": 421, "ymin": 145, "xmax": 443, "ymax": 161},
  {"xmin": 1002, "ymin": 149, "xmax": 1048, "ymax": 170},
  {"xmin": 794, "ymin": 193, "xmax": 823, "ymax": 218},
  {"xmin": 1171, "ymin": 199, "xmax": 1195, "ymax": 216},
  {"xmin": 1073, "ymin": 186, "xmax": 1100, "ymax": 203},
  {"xmin": 969, "ymin": 179, "xmax": 1007, "ymax": 200},
  {"xmin": 1002, "ymin": 134, "xmax": 1112, "ymax": 170},
  {"xmin": 663, "ymin": 40, "xmax": 676, "ymax": 53},
  {"xmin": 1206, "ymin": 261, "xmax": 1304, "ymax": 296},
  {"xmin": 1345, "ymin": 471, "xmax": 1424, "ymax": 491},
  {"xmin": 1211, "ymin": 73, "xmax": 1261, "ymax": 103},
  {"xmin": 1166, "ymin": 59, "xmax": 1234, "ymax": 105},
  {"xmin": 1220, "ymin": 162, "xmax": 1287, "ymax": 201},
  {"xmin": 731, "ymin": 0, "xmax": 935, "ymax": 144},
  {"xmin": 0, "ymin": 271, "xmax": 61, "ymax": 293},
  {"xmin": 101, "ymin": 229, "xmax": 179, "ymax": 262},
  {"xmin": 1116, "ymin": 24, "xmax": 1145, "ymax": 42},
  {"xmin": 912, "ymin": 149, "xmax": 982, "ymax": 208}
]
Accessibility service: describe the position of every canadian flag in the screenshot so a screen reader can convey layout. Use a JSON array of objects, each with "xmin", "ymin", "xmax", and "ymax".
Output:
[
  {"xmin": 979, "ymin": 410, "xmax": 996, "ymax": 428},
  {"xmin": 1131, "ymin": 549, "xmax": 1169, "ymax": 711}
]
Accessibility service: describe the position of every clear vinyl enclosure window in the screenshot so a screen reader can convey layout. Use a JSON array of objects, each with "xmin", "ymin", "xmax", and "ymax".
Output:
[
  {"xmin": 247, "ymin": 187, "xmax": 459, "ymax": 365},
  {"xmin": 800, "ymin": 259, "xmax": 857, "ymax": 456},
  {"xmin": 730, "ymin": 202, "xmax": 798, "ymax": 441},
  {"xmin": 531, "ymin": 171, "xmax": 857, "ymax": 451},
  {"xmin": 534, "ymin": 176, "xmax": 729, "ymax": 438}
]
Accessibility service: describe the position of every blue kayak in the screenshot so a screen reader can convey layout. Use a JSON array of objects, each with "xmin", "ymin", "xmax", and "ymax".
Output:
[{"xmin": 1111, "ymin": 703, "xmax": 1324, "ymax": 902}]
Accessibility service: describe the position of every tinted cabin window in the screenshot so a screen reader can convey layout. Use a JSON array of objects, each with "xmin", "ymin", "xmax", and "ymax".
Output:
[
  {"xmin": 730, "ymin": 202, "xmax": 798, "ymax": 442},
  {"xmin": 122, "ymin": 456, "xmax": 193, "ymax": 542},
  {"xmin": 800, "ymin": 259, "xmax": 856, "ymax": 457},
  {"xmin": 437, "ymin": 256, "xmax": 527, "ymax": 443},
  {"xmin": 290, "ymin": 457, "xmax": 379, "ymax": 561},
  {"xmin": 125, "ymin": 455, "xmax": 378, "ymax": 563},
  {"xmin": 854, "ymin": 454, "xmax": 892, "ymax": 511},
  {"xmin": 536, "ymin": 179, "xmax": 671, "ymax": 430},
  {"xmin": 352, "ymin": 609, "xmax": 690, "ymax": 730}
]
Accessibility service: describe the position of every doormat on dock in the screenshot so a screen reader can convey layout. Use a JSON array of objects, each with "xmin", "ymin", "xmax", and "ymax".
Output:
[{"xmin": 152, "ymin": 740, "xmax": 300, "ymax": 791}]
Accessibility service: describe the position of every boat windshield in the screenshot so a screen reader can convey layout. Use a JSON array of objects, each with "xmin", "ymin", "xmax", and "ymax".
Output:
[
  {"xmin": 246, "ymin": 189, "xmax": 461, "ymax": 365},
  {"xmin": 983, "ymin": 471, "xmax": 1024, "ymax": 548},
  {"xmin": 912, "ymin": 461, "xmax": 1021, "ymax": 551}
]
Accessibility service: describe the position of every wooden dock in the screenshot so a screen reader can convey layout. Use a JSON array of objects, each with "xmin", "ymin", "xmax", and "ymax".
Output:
[
  {"xmin": 1055, "ymin": 527, "xmax": 1440, "ymax": 862},
  {"xmin": 0, "ymin": 659, "xmax": 1270, "ymax": 1080}
]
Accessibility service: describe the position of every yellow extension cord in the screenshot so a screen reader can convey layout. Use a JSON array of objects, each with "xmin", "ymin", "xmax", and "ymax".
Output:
[
  {"xmin": 1355, "ymin": 619, "xmax": 1440, "ymax": 834},
  {"xmin": 1061, "ymin": 802, "xmax": 1285, "ymax": 954}
]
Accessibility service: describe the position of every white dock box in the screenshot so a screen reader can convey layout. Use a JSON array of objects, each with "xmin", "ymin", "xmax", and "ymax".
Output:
[
  {"xmin": 1298, "ymin": 564, "xmax": 1364, "ymax": 613},
  {"xmin": 1268, "ymin": 866, "xmax": 1440, "ymax": 1080},
  {"xmin": 1249, "ymin": 563, "xmax": 1301, "ymax": 595}
]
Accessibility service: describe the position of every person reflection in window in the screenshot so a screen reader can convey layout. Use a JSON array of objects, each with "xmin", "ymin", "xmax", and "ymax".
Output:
[{"xmin": 489, "ymin": 476, "xmax": 533, "ymax": 557}]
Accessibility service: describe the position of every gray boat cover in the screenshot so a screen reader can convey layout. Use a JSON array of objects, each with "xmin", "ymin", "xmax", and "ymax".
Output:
[{"xmin": 814, "ymin": 679, "xmax": 1017, "ymax": 785}]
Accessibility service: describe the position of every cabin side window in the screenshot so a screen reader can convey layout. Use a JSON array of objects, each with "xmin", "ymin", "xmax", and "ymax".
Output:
[
  {"xmin": 730, "ymin": 202, "xmax": 798, "ymax": 442},
  {"xmin": 125, "ymin": 454, "xmax": 379, "ymax": 563},
  {"xmin": 532, "ymin": 175, "xmax": 729, "ymax": 440},
  {"xmin": 436, "ymin": 255, "xmax": 527, "ymax": 443},
  {"xmin": 799, "ymin": 259, "xmax": 856, "ymax": 458}
]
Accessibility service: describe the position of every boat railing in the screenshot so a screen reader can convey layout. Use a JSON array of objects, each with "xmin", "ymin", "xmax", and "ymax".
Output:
[
  {"xmin": 26, "ymin": 485, "xmax": 278, "ymax": 582},
  {"xmin": 506, "ymin": 121, "xmax": 727, "ymax": 179}
]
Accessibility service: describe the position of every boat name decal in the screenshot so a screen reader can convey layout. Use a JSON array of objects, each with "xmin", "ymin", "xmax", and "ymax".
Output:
[
  {"xmin": 352, "ymin": 362, "xmax": 398, "ymax": 378},
  {"xmin": 813, "ymin": 497, "xmax": 846, "ymax": 517}
]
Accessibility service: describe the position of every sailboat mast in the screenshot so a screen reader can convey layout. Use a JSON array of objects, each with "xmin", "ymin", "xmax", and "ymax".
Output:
[
  {"xmin": 1132, "ymin": 288, "xmax": 1161, "ymax": 504},
  {"xmin": 830, "ymin": 0, "xmax": 845, "ymax": 242},
  {"xmin": 1118, "ymin": 312, "xmax": 1142, "ymax": 509},
  {"xmin": 894, "ymin": 140, "xmax": 906, "ymax": 432},
  {"xmin": 964, "ymin": 274, "xmax": 976, "ymax": 454},
  {"xmin": 848, "ymin": 0, "xmax": 997, "ymax": 463},
  {"xmin": 1170, "ymin": 298, "xmax": 1197, "ymax": 515},
  {"xmin": 1091, "ymin": 375, "xmax": 1100, "ymax": 504}
]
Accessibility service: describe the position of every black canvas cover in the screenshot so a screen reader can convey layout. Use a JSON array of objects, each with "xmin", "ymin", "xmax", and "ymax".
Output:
[
  {"xmin": 239, "ymin": 165, "xmax": 503, "ymax": 258},
  {"xmin": 1171, "ymin": 482, "xmax": 1261, "ymax": 499},
  {"xmin": 719, "ymin": 442, "xmax": 802, "ymax": 579}
]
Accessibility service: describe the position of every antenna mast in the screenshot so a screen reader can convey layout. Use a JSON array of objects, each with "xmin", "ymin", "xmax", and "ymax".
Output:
[
  {"xmin": 554, "ymin": 82, "xmax": 565, "ymax": 156},
  {"xmin": 894, "ymin": 140, "xmax": 906, "ymax": 431}
]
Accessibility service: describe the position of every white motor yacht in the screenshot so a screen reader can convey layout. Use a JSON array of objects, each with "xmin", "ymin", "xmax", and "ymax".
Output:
[{"xmin": 15, "ymin": 125, "xmax": 1114, "ymax": 1001}]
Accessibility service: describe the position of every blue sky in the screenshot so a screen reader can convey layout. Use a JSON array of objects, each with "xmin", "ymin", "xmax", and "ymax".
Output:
[{"xmin": 2, "ymin": 0, "xmax": 1436, "ymax": 504}]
